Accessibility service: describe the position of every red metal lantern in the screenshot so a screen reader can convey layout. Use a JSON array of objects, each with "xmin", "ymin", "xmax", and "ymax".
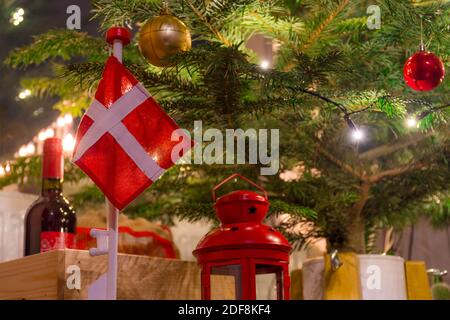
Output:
[{"xmin": 193, "ymin": 173, "xmax": 291, "ymax": 300}]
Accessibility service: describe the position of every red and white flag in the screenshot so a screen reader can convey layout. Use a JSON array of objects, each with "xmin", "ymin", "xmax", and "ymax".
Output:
[{"xmin": 73, "ymin": 56, "xmax": 192, "ymax": 210}]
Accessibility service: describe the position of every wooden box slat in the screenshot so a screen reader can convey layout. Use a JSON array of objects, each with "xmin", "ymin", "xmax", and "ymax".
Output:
[{"xmin": 0, "ymin": 249, "xmax": 226, "ymax": 300}]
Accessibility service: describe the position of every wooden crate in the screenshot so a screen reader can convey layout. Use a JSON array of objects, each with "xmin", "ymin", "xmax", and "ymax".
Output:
[{"xmin": 0, "ymin": 249, "xmax": 222, "ymax": 300}]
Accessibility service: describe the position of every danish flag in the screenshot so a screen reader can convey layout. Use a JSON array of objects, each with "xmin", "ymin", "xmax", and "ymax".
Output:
[{"xmin": 73, "ymin": 56, "xmax": 192, "ymax": 210}]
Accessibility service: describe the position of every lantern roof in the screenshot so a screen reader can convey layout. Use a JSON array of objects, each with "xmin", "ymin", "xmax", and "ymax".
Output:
[
  {"xmin": 193, "ymin": 222, "xmax": 291, "ymax": 256},
  {"xmin": 193, "ymin": 173, "xmax": 291, "ymax": 262},
  {"xmin": 214, "ymin": 190, "xmax": 269, "ymax": 225},
  {"xmin": 215, "ymin": 190, "xmax": 268, "ymax": 205}
]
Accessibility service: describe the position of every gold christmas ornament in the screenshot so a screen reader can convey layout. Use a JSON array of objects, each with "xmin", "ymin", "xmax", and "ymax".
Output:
[{"xmin": 138, "ymin": 11, "xmax": 191, "ymax": 67}]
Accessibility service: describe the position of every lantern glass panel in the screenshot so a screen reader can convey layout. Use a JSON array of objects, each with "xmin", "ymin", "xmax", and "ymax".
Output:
[
  {"xmin": 210, "ymin": 264, "xmax": 242, "ymax": 300},
  {"xmin": 255, "ymin": 265, "xmax": 283, "ymax": 300}
]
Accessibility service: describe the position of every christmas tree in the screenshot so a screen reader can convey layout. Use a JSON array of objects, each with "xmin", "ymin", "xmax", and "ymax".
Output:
[{"xmin": 2, "ymin": 0, "xmax": 450, "ymax": 254}]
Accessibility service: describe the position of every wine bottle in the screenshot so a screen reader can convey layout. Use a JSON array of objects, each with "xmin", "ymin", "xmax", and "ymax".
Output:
[{"xmin": 24, "ymin": 137, "xmax": 76, "ymax": 256}]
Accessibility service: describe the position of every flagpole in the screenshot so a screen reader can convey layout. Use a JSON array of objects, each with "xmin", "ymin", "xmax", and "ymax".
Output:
[
  {"xmin": 113, "ymin": 39, "xmax": 123, "ymax": 63},
  {"xmin": 106, "ymin": 200, "xmax": 119, "ymax": 300},
  {"xmin": 104, "ymin": 27, "xmax": 131, "ymax": 300}
]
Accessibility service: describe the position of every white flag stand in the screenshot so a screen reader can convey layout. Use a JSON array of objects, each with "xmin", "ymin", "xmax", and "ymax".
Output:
[
  {"xmin": 87, "ymin": 28, "xmax": 130, "ymax": 300},
  {"xmin": 87, "ymin": 202, "xmax": 120, "ymax": 300}
]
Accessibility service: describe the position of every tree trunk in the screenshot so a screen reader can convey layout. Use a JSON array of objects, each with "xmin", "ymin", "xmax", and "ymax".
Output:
[{"xmin": 341, "ymin": 181, "xmax": 371, "ymax": 254}]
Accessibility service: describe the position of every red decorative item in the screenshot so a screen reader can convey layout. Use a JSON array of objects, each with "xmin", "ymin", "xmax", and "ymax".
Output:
[
  {"xmin": 403, "ymin": 50, "xmax": 445, "ymax": 91},
  {"xmin": 72, "ymin": 56, "xmax": 193, "ymax": 210},
  {"xmin": 193, "ymin": 173, "xmax": 291, "ymax": 300},
  {"xmin": 106, "ymin": 26, "xmax": 131, "ymax": 46}
]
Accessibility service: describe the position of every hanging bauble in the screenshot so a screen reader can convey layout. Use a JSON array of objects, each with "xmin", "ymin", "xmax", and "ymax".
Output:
[
  {"xmin": 138, "ymin": 10, "xmax": 191, "ymax": 67},
  {"xmin": 403, "ymin": 50, "xmax": 445, "ymax": 91}
]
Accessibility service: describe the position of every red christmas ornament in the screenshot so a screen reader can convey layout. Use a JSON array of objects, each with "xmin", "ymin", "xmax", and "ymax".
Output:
[{"xmin": 403, "ymin": 51, "xmax": 445, "ymax": 91}]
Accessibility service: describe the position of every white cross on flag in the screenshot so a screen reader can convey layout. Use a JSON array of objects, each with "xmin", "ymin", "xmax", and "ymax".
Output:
[{"xmin": 73, "ymin": 56, "xmax": 192, "ymax": 210}]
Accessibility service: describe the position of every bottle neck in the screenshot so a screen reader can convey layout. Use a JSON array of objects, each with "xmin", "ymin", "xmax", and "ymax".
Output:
[
  {"xmin": 41, "ymin": 178, "xmax": 63, "ymax": 197},
  {"xmin": 41, "ymin": 139, "xmax": 64, "ymax": 197}
]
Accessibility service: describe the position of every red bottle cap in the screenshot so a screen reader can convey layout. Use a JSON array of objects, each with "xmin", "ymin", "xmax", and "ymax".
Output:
[{"xmin": 42, "ymin": 138, "xmax": 64, "ymax": 179}]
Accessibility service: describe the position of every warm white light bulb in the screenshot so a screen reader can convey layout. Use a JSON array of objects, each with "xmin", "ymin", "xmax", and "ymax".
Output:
[
  {"xmin": 0, "ymin": 166, "xmax": 5, "ymax": 177},
  {"xmin": 406, "ymin": 117, "xmax": 417, "ymax": 128},
  {"xmin": 260, "ymin": 60, "xmax": 270, "ymax": 70},
  {"xmin": 38, "ymin": 130, "xmax": 47, "ymax": 141},
  {"xmin": 64, "ymin": 114, "xmax": 73, "ymax": 124},
  {"xmin": 45, "ymin": 128, "xmax": 55, "ymax": 138},
  {"xmin": 18, "ymin": 89, "xmax": 31, "ymax": 99},
  {"xmin": 62, "ymin": 134, "xmax": 75, "ymax": 153},
  {"xmin": 17, "ymin": 8, "xmax": 24, "ymax": 16},
  {"xmin": 5, "ymin": 163, "xmax": 11, "ymax": 173},
  {"xmin": 26, "ymin": 142, "xmax": 36, "ymax": 155},
  {"xmin": 352, "ymin": 129, "xmax": 363, "ymax": 141},
  {"xmin": 18, "ymin": 146, "xmax": 27, "ymax": 157},
  {"xmin": 57, "ymin": 117, "xmax": 66, "ymax": 127}
]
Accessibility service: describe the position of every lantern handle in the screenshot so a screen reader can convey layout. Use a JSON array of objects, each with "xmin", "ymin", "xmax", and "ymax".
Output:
[{"xmin": 212, "ymin": 173, "xmax": 268, "ymax": 202}]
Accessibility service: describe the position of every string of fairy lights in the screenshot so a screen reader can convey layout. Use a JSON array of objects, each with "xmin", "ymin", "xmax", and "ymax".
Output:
[
  {"xmin": 0, "ymin": 115, "xmax": 75, "ymax": 178},
  {"xmin": 282, "ymin": 84, "xmax": 450, "ymax": 142},
  {"xmin": 0, "ymin": 88, "xmax": 76, "ymax": 179},
  {"xmin": 10, "ymin": 7, "xmax": 25, "ymax": 27},
  {"xmin": 18, "ymin": 114, "xmax": 74, "ymax": 155},
  {"xmin": 2, "ymin": 83, "xmax": 448, "ymax": 179}
]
